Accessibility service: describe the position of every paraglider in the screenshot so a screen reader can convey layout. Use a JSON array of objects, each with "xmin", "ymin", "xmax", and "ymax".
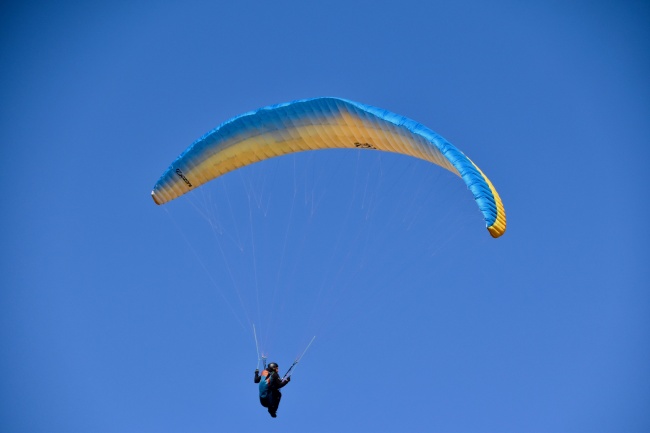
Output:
[
  {"xmin": 251, "ymin": 335, "xmax": 314, "ymax": 418},
  {"xmin": 151, "ymin": 97, "xmax": 506, "ymax": 237},
  {"xmin": 254, "ymin": 362, "xmax": 290, "ymax": 418},
  {"xmin": 151, "ymin": 97, "xmax": 507, "ymax": 417}
]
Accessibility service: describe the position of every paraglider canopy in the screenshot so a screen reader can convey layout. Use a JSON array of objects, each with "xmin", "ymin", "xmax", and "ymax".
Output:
[{"xmin": 151, "ymin": 97, "xmax": 506, "ymax": 238}]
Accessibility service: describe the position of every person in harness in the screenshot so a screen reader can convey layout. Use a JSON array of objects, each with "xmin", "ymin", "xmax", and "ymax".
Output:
[{"xmin": 254, "ymin": 362, "xmax": 291, "ymax": 418}]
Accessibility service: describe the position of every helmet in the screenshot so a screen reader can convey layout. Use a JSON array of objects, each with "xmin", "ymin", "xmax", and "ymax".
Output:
[{"xmin": 267, "ymin": 362, "xmax": 279, "ymax": 370}]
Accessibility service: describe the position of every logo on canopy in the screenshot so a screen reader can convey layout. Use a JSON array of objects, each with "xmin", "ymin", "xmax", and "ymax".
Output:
[
  {"xmin": 354, "ymin": 142, "xmax": 377, "ymax": 149},
  {"xmin": 175, "ymin": 168, "xmax": 193, "ymax": 187}
]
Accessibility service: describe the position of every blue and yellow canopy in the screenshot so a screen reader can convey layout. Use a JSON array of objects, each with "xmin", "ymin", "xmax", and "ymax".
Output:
[{"xmin": 151, "ymin": 97, "xmax": 506, "ymax": 238}]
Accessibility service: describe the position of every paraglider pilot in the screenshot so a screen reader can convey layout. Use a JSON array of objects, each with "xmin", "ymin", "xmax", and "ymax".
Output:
[{"xmin": 254, "ymin": 362, "xmax": 290, "ymax": 418}]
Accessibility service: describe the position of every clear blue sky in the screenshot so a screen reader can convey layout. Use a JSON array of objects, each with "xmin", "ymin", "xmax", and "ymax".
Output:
[{"xmin": 1, "ymin": 1, "xmax": 649, "ymax": 432}]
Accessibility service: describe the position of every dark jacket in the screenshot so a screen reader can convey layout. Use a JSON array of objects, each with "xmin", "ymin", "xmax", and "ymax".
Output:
[{"xmin": 268, "ymin": 371, "xmax": 289, "ymax": 391}]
